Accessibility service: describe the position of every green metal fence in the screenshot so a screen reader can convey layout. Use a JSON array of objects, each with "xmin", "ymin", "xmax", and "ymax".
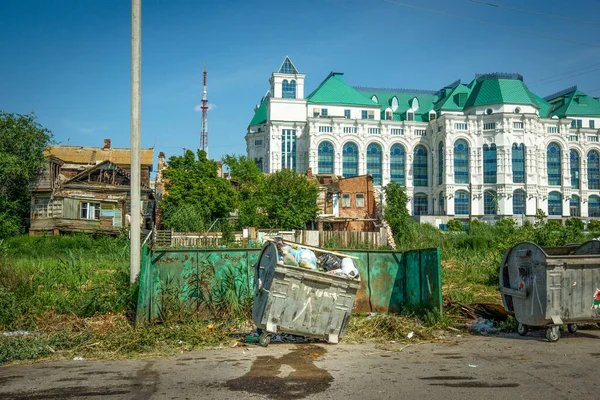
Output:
[{"xmin": 136, "ymin": 246, "xmax": 441, "ymax": 323}]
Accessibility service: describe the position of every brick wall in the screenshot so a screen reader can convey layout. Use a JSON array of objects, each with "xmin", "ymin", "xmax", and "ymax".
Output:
[{"xmin": 338, "ymin": 175, "xmax": 376, "ymax": 231}]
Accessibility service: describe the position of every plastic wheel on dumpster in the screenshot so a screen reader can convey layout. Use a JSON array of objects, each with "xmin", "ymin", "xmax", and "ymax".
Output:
[
  {"xmin": 567, "ymin": 324, "xmax": 578, "ymax": 333},
  {"xmin": 259, "ymin": 331, "xmax": 271, "ymax": 347},
  {"xmin": 546, "ymin": 326, "xmax": 560, "ymax": 342},
  {"xmin": 517, "ymin": 323, "xmax": 529, "ymax": 336}
]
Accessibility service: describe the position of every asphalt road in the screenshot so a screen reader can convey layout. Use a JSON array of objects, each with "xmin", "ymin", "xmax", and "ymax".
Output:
[{"xmin": 1, "ymin": 328, "xmax": 598, "ymax": 400}]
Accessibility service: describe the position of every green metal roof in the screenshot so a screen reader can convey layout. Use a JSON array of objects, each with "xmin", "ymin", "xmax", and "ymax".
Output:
[
  {"xmin": 528, "ymin": 91, "xmax": 552, "ymax": 118},
  {"xmin": 547, "ymin": 89, "xmax": 600, "ymax": 118},
  {"xmin": 434, "ymin": 84, "xmax": 472, "ymax": 112},
  {"xmin": 306, "ymin": 73, "xmax": 377, "ymax": 107},
  {"xmin": 464, "ymin": 77, "xmax": 538, "ymax": 109},
  {"xmin": 356, "ymin": 90, "xmax": 439, "ymax": 122},
  {"xmin": 249, "ymin": 100, "xmax": 268, "ymax": 126}
]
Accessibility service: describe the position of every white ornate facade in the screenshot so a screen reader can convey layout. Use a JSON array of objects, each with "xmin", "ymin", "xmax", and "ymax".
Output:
[{"xmin": 247, "ymin": 57, "xmax": 600, "ymax": 220}]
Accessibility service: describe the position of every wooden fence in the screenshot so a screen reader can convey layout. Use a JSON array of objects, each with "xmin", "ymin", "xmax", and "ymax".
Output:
[{"xmin": 154, "ymin": 228, "xmax": 387, "ymax": 249}]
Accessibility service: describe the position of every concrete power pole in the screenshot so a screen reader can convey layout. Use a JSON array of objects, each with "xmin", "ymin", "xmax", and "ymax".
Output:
[{"xmin": 130, "ymin": 0, "xmax": 141, "ymax": 284}]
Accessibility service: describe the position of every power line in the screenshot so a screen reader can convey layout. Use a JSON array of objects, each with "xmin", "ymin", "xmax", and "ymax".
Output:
[
  {"xmin": 382, "ymin": 0, "xmax": 600, "ymax": 48},
  {"xmin": 528, "ymin": 66, "xmax": 600, "ymax": 88},
  {"xmin": 528, "ymin": 63, "xmax": 600, "ymax": 85},
  {"xmin": 468, "ymin": 0, "xmax": 600, "ymax": 27}
]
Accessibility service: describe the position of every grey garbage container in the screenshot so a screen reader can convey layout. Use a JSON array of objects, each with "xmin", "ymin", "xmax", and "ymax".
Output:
[
  {"xmin": 252, "ymin": 241, "xmax": 360, "ymax": 346},
  {"xmin": 500, "ymin": 240, "xmax": 600, "ymax": 342}
]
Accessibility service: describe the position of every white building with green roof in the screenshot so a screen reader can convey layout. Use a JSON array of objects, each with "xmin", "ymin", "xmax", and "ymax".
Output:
[{"xmin": 247, "ymin": 57, "xmax": 600, "ymax": 221}]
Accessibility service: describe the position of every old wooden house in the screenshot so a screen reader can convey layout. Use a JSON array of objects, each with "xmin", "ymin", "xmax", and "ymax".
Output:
[{"xmin": 30, "ymin": 140, "xmax": 154, "ymax": 235}]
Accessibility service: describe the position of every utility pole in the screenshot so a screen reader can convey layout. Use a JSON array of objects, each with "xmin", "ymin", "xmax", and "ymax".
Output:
[
  {"xmin": 130, "ymin": 0, "xmax": 141, "ymax": 284},
  {"xmin": 469, "ymin": 182, "xmax": 473, "ymax": 231}
]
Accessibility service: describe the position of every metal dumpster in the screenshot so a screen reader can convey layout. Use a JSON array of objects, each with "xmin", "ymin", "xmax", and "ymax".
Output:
[
  {"xmin": 500, "ymin": 240, "xmax": 600, "ymax": 342},
  {"xmin": 252, "ymin": 241, "xmax": 360, "ymax": 346}
]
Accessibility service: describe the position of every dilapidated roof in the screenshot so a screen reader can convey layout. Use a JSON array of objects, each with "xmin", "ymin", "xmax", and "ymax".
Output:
[{"xmin": 45, "ymin": 146, "xmax": 154, "ymax": 167}]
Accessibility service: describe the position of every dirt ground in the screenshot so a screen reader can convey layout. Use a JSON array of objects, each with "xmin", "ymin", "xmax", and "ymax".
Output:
[{"xmin": 1, "ymin": 328, "xmax": 598, "ymax": 399}]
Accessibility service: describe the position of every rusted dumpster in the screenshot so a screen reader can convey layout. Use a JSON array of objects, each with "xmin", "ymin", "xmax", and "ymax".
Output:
[
  {"xmin": 499, "ymin": 240, "xmax": 600, "ymax": 342},
  {"xmin": 252, "ymin": 241, "xmax": 360, "ymax": 346}
]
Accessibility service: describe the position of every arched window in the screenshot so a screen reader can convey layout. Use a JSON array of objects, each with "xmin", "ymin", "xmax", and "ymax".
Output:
[
  {"xmin": 484, "ymin": 190, "xmax": 497, "ymax": 215},
  {"xmin": 414, "ymin": 193, "xmax": 428, "ymax": 216},
  {"xmin": 282, "ymin": 79, "xmax": 296, "ymax": 99},
  {"xmin": 570, "ymin": 150, "xmax": 580, "ymax": 189},
  {"xmin": 548, "ymin": 191, "xmax": 562, "ymax": 216},
  {"xmin": 437, "ymin": 142, "xmax": 444, "ymax": 185},
  {"xmin": 483, "ymin": 144, "xmax": 497, "ymax": 184},
  {"xmin": 589, "ymin": 195, "xmax": 600, "ymax": 217},
  {"xmin": 439, "ymin": 191, "xmax": 445, "ymax": 214},
  {"xmin": 513, "ymin": 189, "xmax": 526, "ymax": 215},
  {"xmin": 413, "ymin": 145, "xmax": 428, "ymax": 187},
  {"xmin": 547, "ymin": 143, "xmax": 562, "ymax": 186},
  {"xmin": 342, "ymin": 142, "xmax": 358, "ymax": 178},
  {"xmin": 512, "ymin": 143, "xmax": 525, "ymax": 183},
  {"xmin": 454, "ymin": 139, "xmax": 469, "ymax": 184},
  {"xmin": 318, "ymin": 141, "xmax": 334, "ymax": 174},
  {"xmin": 366, "ymin": 143, "xmax": 382, "ymax": 186},
  {"xmin": 390, "ymin": 144, "xmax": 406, "ymax": 185},
  {"xmin": 588, "ymin": 150, "xmax": 600, "ymax": 190},
  {"xmin": 455, "ymin": 190, "xmax": 469, "ymax": 215},
  {"xmin": 570, "ymin": 195, "xmax": 581, "ymax": 217}
]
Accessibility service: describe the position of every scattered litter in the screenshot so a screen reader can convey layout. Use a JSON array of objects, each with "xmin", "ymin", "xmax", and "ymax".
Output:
[
  {"xmin": 468, "ymin": 364, "xmax": 477, "ymax": 368},
  {"xmin": 245, "ymin": 335, "xmax": 259, "ymax": 344},
  {"xmin": 407, "ymin": 331, "xmax": 414, "ymax": 339},
  {"xmin": 313, "ymin": 353, "xmax": 319, "ymax": 357},
  {"xmin": 469, "ymin": 317, "xmax": 497, "ymax": 333},
  {"xmin": 2, "ymin": 331, "xmax": 37, "ymax": 337},
  {"xmin": 73, "ymin": 356, "xmax": 84, "ymax": 361},
  {"xmin": 46, "ymin": 345, "xmax": 55, "ymax": 353},
  {"xmin": 207, "ymin": 324, "xmax": 215, "ymax": 330},
  {"xmin": 176, "ymin": 340, "xmax": 183, "ymax": 344},
  {"xmin": 247, "ymin": 347, "xmax": 253, "ymax": 351}
]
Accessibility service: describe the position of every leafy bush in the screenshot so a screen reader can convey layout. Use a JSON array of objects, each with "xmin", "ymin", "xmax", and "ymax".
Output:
[
  {"xmin": 588, "ymin": 219, "xmax": 600, "ymax": 232},
  {"xmin": 447, "ymin": 220, "xmax": 463, "ymax": 232}
]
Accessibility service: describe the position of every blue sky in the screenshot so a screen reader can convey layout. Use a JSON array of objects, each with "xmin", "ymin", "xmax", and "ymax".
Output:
[{"xmin": 1, "ymin": 0, "xmax": 599, "ymax": 173}]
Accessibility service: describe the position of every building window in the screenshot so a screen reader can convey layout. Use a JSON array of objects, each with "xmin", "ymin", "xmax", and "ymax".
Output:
[
  {"xmin": 343, "ymin": 127, "xmax": 357, "ymax": 134},
  {"xmin": 483, "ymin": 144, "xmax": 497, "ymax": 184},
  {"xmin": 254, "ymin": 139, "xmax": 263, "ymax": 146},
  {"xmin": 318, "ymin": 126, "xmax": 333, "ymax": 133},
  {"xmin": 547, "ymin": 142, "xmax": 561, "ymax": 186},
  {"xmin": 483, "ymin": 122, "xmax": 496, "ymax": 130},
  {"xmin": 366, "ymin": 143, "xmax": 382, "ymax": 186},
  {"xmin": 547, "ymin": 127, "xmax": 558, "ymax": 134},
  {"xmin": 341, "ymin": 193, "xmax": 351, "ymax": 208},
  {"xmin": 361, "ymin": 110, "xmax": 367, "ymax": 119},
  {"xmin": 437, "ymin": 142, "xmax": 444, "ymax": 185},
  {"xmin": 368, "ymin": 128, "xmax": 381, "ymax": 134},
  {"xmin": 413, "ymin": 145, "xmax": 428, "ymax": 187},
  {"xmin": 80, "ymin": 202, "xmax": 100, "ymax": 220},
  {"xmin": 513, "ymin": 122, "xmax": 524, "ymax": 129},
  {"xmin": 588, "ymin": 150, "xmax": 600, "ymax": 190},
  {"xmin": 454, "ymin": 139, "xmax": 469, "ymax": 184},
  {"xmin": 390, "ymin": 144, "xmax": 406, "ymax": 185},
  {"xmin": 588, "ymin": 136, "xmax": 599, "ymax": 142},
  {"xmin": 385, "ymin": 111, "xmax": 392, "ymax": 120},
  {"xmin": 321, "ymin": 108, "xmax": 328, "ymax": 116},
  {"xmin": 591, "ymin": 120, "xmax": 596, "ymax": 129},
  {"xmin": 281, "ymin": 129, "xmax": 297, "ymax": 170},
  {"xmin": 318, "ymin": 141, "xmax": 334, "ymax": 174},
  {"xmin": 429, "ymin": 112, "xmax": 436, "ymax": 120},
  {"xmin": 414, "ymin": 193, "xmax": 428, "ymax": 216},
  {"xmin": 390, "ymin": 128, "xmax": 404, "ymax": 135},
  {"xmin": 454, "ymin": 190, "xmax": 469, "ymax": 215},
  {"xmin": 439, "ymin": 191, "xmax": 445, "ymax": 214},
  {"xmin": 486, "ymin": 108, "xmax": 493, "ymax": 115},
  {"xmin": 344, "ymin": 109, "xmax": 351, "ymax": 119},
  {"xmin": 407, "ymin": 112, "xmax": 414, "ymax": 121},
  {"xmin": 571, "ymin": 119, "xmax": 583, "ymax": 128},
  {"xmin": 313, "ymin": 108, "xmax": 320, "ymax": 117},
  {"xmin": 569, "ymin": 135, "xmax": 579, "ymax": 142},
  {"xmin": 513, "ymin": 189, "xmax": 526, "ymax": 215},
  {"xmin": 362, "ymin": 110, "xmax": 374, "ymax": 120},
  {"xmin": 514, "ymin": 107, "xmax": 521, "ymax": 114},
  {"xmin": 512, "ymin": 143, "xmax": 526, "ymax": 184},
  {"xmin": 342, "ymin": 142, "xmax": 358, "ymax": 178},
  {"xmin": 570, "ymin": 195, "xmax": 581, "ymax": 217},
  {"xmin": 570, "ymin": 150, "xmax": 580, "ymax": 189},
  {"xmin": 255, "ymin": 157, "xmax": 263, "ymax": 172},
  {"xmin": 484, "ymin": 190, "xmax": 497, "ymax": 215},
  {"xmin": 454, "ymin": 123, "xmax": 467, "ymax": 130},
  {"xmin": 282, "ymin": 79, "xmax": 296, "ymax": 99},
  {"xmin": 414, "ymin": 129, "xmax": 426, "ymax": 136},
  {"xmin": 356, "ymin": 193, "xmax": 365, "ymax": 208},
  {"xmin": 548, "ymin": 191, "xmax": 562, "ymax": 216},
  {"xmin": 589, "ymin": 195, "xmax": 600, "ymax": 217}
]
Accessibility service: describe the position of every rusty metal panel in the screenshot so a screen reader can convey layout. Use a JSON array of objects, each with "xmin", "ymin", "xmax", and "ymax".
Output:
[{"xmin": 137, "ymin": 246, "xmax": 442, "ymax": 323}]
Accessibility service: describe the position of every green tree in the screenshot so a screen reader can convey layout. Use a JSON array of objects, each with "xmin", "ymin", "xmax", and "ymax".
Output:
[
  {"xmin": 222, "ymin": 154, "xmax": 267, "ymax": 229},
  {"xmin": 160, "ymin": 150, "xmax": 237, "ymax": 231},
  {"xmin": 0, "ymin": 112, "xmax": 53, "ymax": 238},
  {"xmin": 261, "ymin": 169, "xmax": 319, "ymax": 229},
  {"xmin": 383, "ymin": 182, "xmax": 414, "ymax": 246}
]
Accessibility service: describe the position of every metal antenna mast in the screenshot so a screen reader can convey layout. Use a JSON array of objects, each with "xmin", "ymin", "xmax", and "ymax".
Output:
[{"xmin": 200, "ymin": 63, "xmax": 209, "ymax": 155}]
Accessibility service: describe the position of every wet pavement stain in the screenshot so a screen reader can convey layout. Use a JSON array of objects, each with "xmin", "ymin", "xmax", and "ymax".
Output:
[
  {"xmin": 430, "ymin": 382, "xmax": 520, "ymax": 388},
  {"xmin": 0, "ymin": 375, "xmax": 24, "ymax": 384},
  {"xmin": 0, "ymin": 386, "xmax": 132, "ymax": 399},
  {"xmin": 420, "ymin": 376, "xmax": 476, "ymax": 381},
  {"xmin": 225, "ymin": 344, "xmax": 333, "ymax": 400}
]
